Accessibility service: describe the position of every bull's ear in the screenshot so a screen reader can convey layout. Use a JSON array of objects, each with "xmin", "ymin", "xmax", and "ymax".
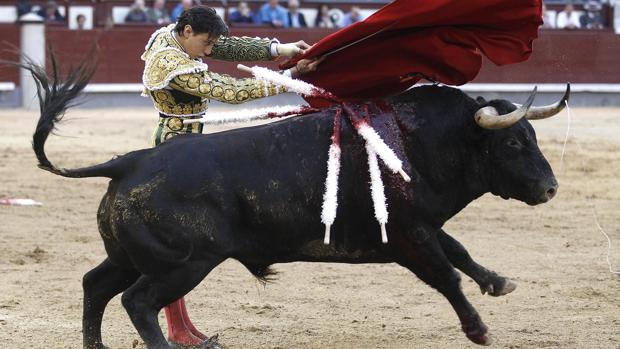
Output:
[
  {"xmin": 466, "ymin": 108, "xmax": 489, "ymax": 141},
  {"xmin": 476, "ymin": 96, "xmax": 487, "ymax": 104}
]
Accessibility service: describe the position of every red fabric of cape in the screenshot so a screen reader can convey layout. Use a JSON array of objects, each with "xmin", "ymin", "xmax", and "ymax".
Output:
[{"xmin": 281, "ymin": 0, "xmax": 542, "ymax": 107}]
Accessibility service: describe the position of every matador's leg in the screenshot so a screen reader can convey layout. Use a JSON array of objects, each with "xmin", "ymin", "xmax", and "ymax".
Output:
[
  {"xmin": 179, "ymin": 297, "xmax": 208, "ymax": 340},
  {"xmin": 165, "ymin": 297, "xmax": 206, "ymax": 346}
]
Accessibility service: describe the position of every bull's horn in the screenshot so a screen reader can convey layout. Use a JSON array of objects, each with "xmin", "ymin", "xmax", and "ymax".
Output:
[
  {"xmin": 525, "ymin": 83, "xmax": 570, "ymax": 120},
  {"xmin": 474, "ymin": 87, "xmax": 537, "ymax": 129}
]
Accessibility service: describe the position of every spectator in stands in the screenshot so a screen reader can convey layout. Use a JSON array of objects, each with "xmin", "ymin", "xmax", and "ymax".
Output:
[
  {"xmin": 287, "ymin": 0, "xmax": 307, "ymax": 28},
  {"xmin": 556, "ymin": 4, "xmax": 581, "ymax": 29},
  {"xmin": 125, "ymin": 0, "xmax": 148, "ymax": 23},
  {"xmin": 541, "ymin": 4, "xmax": 556, "ymax": 29},
  {"xmin": 147, "ymin": 0, "xmax": 171, "ymax": 25},
  {"xmin": 171, "ymin": 0, "xmax": 194, "ymax": 22},
  {"xmin": 257, "ymin": 0, "xmax": 289, "ymax": 28},
  {"xmin": 341, "ymin": 6, "xmax": 364, "ymax": 27},
  {"xmin": 37, "ymin": 0, "xmax": 65, "ymax": 22},
  {"xmin": 580, "ymin": 0, "xmax": 605, "ymax": 29},
  {"xmin": 76, "ymin": 14, "xmax": 86, "ymax": 30},
  {"xmin": 16, "ymin": 0, "xmax": 32, "ymax": 18},
  {"xmin": 228, "ymin": 1, "xmax": 254, "ymax": 24},
  {"xmin": 314, "ymin": 3, "xmax": 336, "ymax": 28}
]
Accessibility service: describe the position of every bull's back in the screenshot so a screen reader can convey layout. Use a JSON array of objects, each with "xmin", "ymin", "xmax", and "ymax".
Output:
[
  {"xmin": 159, "ymin": 116, "xmax": 334, "ymax": 232},
  {"xmin": 98, "ymin": 114, "xmax": 330, "ymax": 251},
  {"xmin": 98, "ymin": 110, "xmax": 404, "ymax": 264}
]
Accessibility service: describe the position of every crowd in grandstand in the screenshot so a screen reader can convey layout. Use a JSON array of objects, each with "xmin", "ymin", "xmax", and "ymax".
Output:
[
  {"xmin": 8, "ymin": 0, "xmax": 617, "ymax": 31},
  {"xmin": 17, "ymin": 0, "xmax": 65, "ymax": 22},
  {"xmin": 10, "ymin": 0, "xmax": 368, "ymax": 29},
  {"xmin": 543, "ymin": 1, "xmax": 607, "ymax": 29}
]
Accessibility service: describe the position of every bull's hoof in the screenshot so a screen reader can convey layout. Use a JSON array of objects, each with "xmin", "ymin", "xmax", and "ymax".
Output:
[
  {"xmin": 84, "ymin": 342, "xmax": 110, "ymax": 349},
  {"xmin": 480, "ymin": 278, "xmax": 517, "ymax": 297},
  {"xmin": 467, "ymin": 332, "xmax": 493, "ymax": 346},
  {"xmin": 463, "ymin": 321, "xmax": 491, "ymax": 346},
  {"xmin": 170, "ymin": 335, "xmax": 222, "ymax": 349},
  {"xmin": 200, "ymin": 335, "xmax": 222, "ymax": 349}
]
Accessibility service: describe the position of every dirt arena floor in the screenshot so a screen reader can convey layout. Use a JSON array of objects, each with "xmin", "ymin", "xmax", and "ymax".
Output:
[{"xmin": 0, "ymin": 105, "xmax": 619, "ymax": 349}]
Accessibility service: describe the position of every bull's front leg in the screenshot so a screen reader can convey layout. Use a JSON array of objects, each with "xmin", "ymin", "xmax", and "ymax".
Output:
[
  {"xmin": 393, "ymin": 228, "xmax": 491, "ymax": 346},
  {"xmin": 437, "ymin": 229, "xmax": 516, "ymax": 297}
]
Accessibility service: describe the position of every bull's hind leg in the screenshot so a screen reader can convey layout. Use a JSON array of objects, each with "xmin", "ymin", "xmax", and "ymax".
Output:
[
  {"xmin": 395, "ymin": 233, "xmax": 491, "ymax": 346},
  {"xmin": 438, "ymin": 229, "xmax": 517, "ymax": 296},
  {"xmin": 83, "ymin": 258, "xmax": 140, "ymax": 349},
  {"xmin": 121, "ymin": 257, "xmax": 224, "ymax": 349}
]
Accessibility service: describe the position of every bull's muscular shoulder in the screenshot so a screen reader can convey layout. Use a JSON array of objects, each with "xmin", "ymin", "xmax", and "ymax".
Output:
[{"xmin": 142, "ymin": 48, "xmax": 209, "ymax": 91}]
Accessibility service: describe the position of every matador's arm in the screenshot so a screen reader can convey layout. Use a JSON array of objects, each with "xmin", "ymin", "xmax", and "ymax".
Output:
[
  {"xmin": 209, "ymin": 36, "xmax": 275, "ymax": 62},
  {"xmin": 169, "ymin": 71, "xmax": 286, "ymax": 104}
]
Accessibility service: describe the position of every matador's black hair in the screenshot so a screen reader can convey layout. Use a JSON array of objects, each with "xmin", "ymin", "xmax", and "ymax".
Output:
[{"xmin": 174, "ymin": 6, "xmax": 229, "ymax": 38}]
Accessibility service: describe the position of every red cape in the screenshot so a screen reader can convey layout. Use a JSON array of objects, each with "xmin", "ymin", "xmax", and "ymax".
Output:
[{"xmin": 282, "ymin": 0, "xmax": 542, "ymax": 106}]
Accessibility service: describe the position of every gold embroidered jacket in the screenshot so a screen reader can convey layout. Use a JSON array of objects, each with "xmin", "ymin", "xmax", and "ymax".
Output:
[{"xmin": 142, "ymin": 24, "xmax": 286, "ymax": 118}]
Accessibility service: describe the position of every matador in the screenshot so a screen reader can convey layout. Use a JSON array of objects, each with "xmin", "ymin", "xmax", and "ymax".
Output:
[{"xmin": 142, "ymin": 7, "xmax": 319, "ymax": 146}]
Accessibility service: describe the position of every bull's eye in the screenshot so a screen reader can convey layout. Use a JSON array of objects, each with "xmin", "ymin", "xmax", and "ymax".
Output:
[{"xmin": 505, "ymin": 138, "xmax": 522, "ymax": 148}]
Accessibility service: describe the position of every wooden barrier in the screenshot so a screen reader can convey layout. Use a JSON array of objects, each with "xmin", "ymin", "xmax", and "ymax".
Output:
[
  {"xmin": 43, "ymin": 26, "xmax": 335, "ymax": 83},
  {"xmin": 474, "ymin": 29, "xmax": 620, "ymax": 84},
  {"xmin": 0, "ymin": 24, "xmax": 20, "ymax": 85},
  {"xmin": 2, "ymin": 24, "xmax": 620, "ymax": 88}
]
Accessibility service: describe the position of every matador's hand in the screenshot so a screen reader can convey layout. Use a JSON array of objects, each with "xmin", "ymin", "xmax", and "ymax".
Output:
[
  {"xmin": 291, "ymin": 56, "xmax": 324, "ymax": 78},
  {"xmin": 277, "ymin": 41, "xmax": 311, "ymax": 58}
]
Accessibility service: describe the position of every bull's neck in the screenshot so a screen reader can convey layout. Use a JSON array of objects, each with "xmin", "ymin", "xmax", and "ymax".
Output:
[{"xmin": 405, "ymin": 117, "xmax": 489, "ymax": 219}]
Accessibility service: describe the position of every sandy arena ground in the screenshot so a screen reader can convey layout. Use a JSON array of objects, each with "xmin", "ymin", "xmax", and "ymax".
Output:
[{"xmin": 0, "ymin": 105, "xmax": 619, "ymax": 349}]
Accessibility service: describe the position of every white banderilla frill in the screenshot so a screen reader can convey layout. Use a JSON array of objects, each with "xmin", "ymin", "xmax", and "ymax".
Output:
[
  {"xmin": 321, "ymin": 142, "xmax": 341, "ymax": 244},
  {"xmin": 237, "ymin": 64, "xmax": 333, "ymax": 99},
  {"xmin": 366, "ymin": 143, "xmax": 389, "ymax": 243},
  {"xmin": 183, "ymin": 105, "xmax": 307, "ymax": 125},
  {"xmin": 356, "ymin": 121, "xmax": 411, "ymax": 183}
]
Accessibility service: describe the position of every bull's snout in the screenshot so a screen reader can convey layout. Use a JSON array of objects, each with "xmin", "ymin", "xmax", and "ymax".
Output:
[
  {"xmin": 534, "ymin": 179, "xmax": 558, "ymax": 204},
  {"xmin": 545, "ymin": 184, "xmax": 558, "ymax": 200}
]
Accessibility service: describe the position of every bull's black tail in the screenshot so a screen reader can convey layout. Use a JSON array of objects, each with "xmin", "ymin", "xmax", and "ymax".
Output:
[{"xmin": 9, "ymin": 49, "xmax": 127, "ymax": 179}]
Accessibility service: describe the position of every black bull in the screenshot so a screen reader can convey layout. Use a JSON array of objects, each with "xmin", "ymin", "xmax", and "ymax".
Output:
[{"xmin": 27, "ymin": 59, "xmax": 566, "ymax": 348}]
